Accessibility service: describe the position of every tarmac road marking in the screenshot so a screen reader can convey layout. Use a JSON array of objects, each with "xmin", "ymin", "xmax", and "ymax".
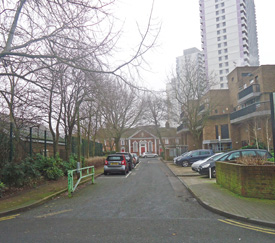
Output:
[
  {"xmin": 219, "ymin": 219, "xmax": 275, "ymax": 235},
  {"xmin": 36, "ymin": 209, "xmax": 72, "ymax": 219},
  {"xmin": 0, "ymin": 214, "xmax": 20, "ymax": 222}
]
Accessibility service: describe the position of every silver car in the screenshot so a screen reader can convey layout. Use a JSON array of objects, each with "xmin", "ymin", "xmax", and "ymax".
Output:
[
  {"xmin": 104, "ymin": 154, "xmax": 129, "ymax": 175},
  {"xmin": 141, "ymin": 152, "xmax": 158, "ymax": 158},
  {"xmin": 191, "ymin": 153, "xmax": 223, "ymax": 172}
]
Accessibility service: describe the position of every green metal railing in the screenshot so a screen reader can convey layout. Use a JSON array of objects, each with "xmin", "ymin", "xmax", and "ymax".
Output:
[{"xmin": 68, "ymin": 166, "xmax": 95, "ymax": 197}]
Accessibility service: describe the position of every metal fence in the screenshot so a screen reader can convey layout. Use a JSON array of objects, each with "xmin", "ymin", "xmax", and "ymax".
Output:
[{"xmin": 0, "ymin": 122, "xmax": 103, "ymax": 164}]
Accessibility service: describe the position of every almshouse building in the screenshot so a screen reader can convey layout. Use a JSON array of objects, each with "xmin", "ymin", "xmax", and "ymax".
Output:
[{"xmin": 177, "ymin": 65, "xmax": 275, "ymax": 152}]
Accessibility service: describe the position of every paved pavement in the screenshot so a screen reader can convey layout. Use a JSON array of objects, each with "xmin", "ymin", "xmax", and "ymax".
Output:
[{"xmin": 164, "ymin": 160, "xmax": 275, "ymax": 228}]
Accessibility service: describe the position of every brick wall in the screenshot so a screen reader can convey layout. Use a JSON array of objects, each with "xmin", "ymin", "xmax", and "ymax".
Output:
[{"xmin": 216, "ymin": 162, "xmax": 275, "ymax": 199}]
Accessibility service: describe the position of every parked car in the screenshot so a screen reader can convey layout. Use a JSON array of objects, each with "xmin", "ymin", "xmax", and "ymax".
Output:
[
  {"xmin": 178, "ymin": 149, "xmax": 214, "ymax": 167},
  {"xmin": 191, "ymin": 153, "xmax": 224, "ymax": 172},
  {"xmin": 198, "ymin": 149, "xmax": 272, "ymax": 177},
  {"xmin": 141, "ymin": 152, "xmax": 158, "ymax": 158},
  {"xmin": 104, "ymin": 154, "xmax": 129, "ymax": 175},
  {"xmin": 116, "ymin": 152, "xmax": 134, "ymax": 170},
  {"xmin": 174, "ymin": 152, "xmax": 188, "ymax": 165},
  {"xmin": 132, "ymin": 153, "xmax": 139, "ymax": 164}
]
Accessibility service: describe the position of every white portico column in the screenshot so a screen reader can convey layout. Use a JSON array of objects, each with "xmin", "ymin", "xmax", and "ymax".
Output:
[
  {"xmin": 128, "ymin": 139, "xmax": 131, "ymax": 153},
  {"xmin": 154, "ymin": 138, "xmax": 157, "ymax": 153}
]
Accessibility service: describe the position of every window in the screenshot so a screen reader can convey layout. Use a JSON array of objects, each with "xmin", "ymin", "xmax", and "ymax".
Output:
[
  {"xmin": 227, "ymin": 152, "xmax": 241, "ymax": 161},
  {"xmin": 216, "ymin": 11, "xmax": 219, "ymax": 15},
  {"xmin": 220, "ymin": 77, "xmax": 223, "ymax": 81},
  {"xmin": 217, "ymin": 37, "xmax": 221, "ymax": 41},
  {"xmin": 219, "ymin": 70, "xmax": 223, "ymax": 74},
  {"xmin": 215, "ymin": 4, "xmax": 219, "ymax": 9},
  {"xmin": 216, "ymin": 24, "xmax": 220, "ymax": 28},
  {"xmin": 242, "ymin": 150, "xmax": 257, "ymax": 157},
  {"xmin": 225, "ymin": 55, "xmax": 228, "ymax": 60},
  {"xmin": 221, "ymin": 2, "xmax": 225, "ymax": 7},
  {"xmin": 222, "ymin": 22, "xmax": 226, "ymax": 27},
  {"xmin": 121, "ymin": 139, "xmax": 125, "ymax": 145},
  {"xmin": 224, "ymin": 48, "xmax": 228, "ymax": 53},
  {"xmin": 223, "ymin": 29, "xmax": 226, "ymax": 33},
  {"xmin": 221, "ymin": 83, "xmax": 224, "ymax": 88},
  {"xmin": 221, "ymin": 9, "xmax": 225, "ymax": 13},
  {"xmin": 226, "ymin": 69, "xmax": 229, "ymax": 73},
  {"xmin": 223, "ymin": 35, "xmax": 227, "ymax": 40},
  {"xmin": 165, "ymin": 138, "xmax": 169, "ymax": 145},
  {"xmin": 133, "ymin": 141, "xmax": 138, "ymax": 152},
  {"xmin": 176, "ymin": 138, "xmax": 179, "ymax": 144},
  {"xmin": 217, "ymin": 30, "xmax": 221, "ymax": 35},
  {"xmin": 216, "ymin": 17, "xmax": 220, "ymax": 22},
  {"xmin": 200, "ymin": 151, "xmax": 210, "ymax": 155},
  {"xmin": 222, "ymin": 15, "xmax": 226, "ymax": 20},
  {"xmin": 148, "ymin": 141, "xmax": 153, "ymax": 152},
  {"xmin": 225, "ymin": 62, "xmax": 229, "ymax": 66},
  {"xmin": 218, "ymin": 43, "xmax": 221, "ymax": 48},
  {"xmin": 215, "ymin": 125, "xmax": 219, "ymax": 139},
  {"xmin": 219, "ymin": 63, "xmax": 223, "ymax": 68},
  {"xmin": 219, "ymin": 56, "xmax": 222, "ymax": 61},
  {"xmin": 218, "ymin": 50, "xmax": 222, "ymax": 54},
  {"xmin": 224, "ymin": 42, "xmax": 227, "ymax": 47},
  {"xmin": 221, "ymin": 124, "xmax": 229, "ymax": 139}
]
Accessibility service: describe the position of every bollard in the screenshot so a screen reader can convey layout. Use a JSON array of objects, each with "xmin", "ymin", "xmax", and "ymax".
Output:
[
  {"xmin": 209, "ymin": 167, "xmax": 212, "ymax": 179},
  {"xmin": 77, "ymin": 162, "xmax": 81, "ymax": 179}
]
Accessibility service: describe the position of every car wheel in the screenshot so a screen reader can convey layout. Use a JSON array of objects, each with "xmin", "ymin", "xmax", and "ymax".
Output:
[
  {"xmin": 123, "ymin": 169, "xmax": 127, "ymax": 175},
  {"xmin": 211, "ymin": 167, "xmax": 216, "ymax": 178},
  {"xmin": 145, "ymin": 156, "xmax": 147, "ymax": 158},
  {"xmin": 104, "ymin": 172, "xmax": 107, "ymax": 175},
  {"xmin": 182, "ymin": 161, "xmax": 189, "ymax": 167},
  {"xmin": 154, "ymin": 155, "xmax": 157, "ymax": 158}
]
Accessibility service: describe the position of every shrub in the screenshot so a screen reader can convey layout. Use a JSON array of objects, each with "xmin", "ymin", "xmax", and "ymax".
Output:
[
  {"xmin": 1, "ymin": 162, "xmax": 25, "ymax": 187},
  {"xmin": 33, "ymin": 154, "xmax": 64, "ymax": 180},
  {"xmin": 0, "ymin": 181, "xmax": 6, "ymax": 198},
  {"xmin": 60, "ymin": 154, "xmax": 78, "ymax": 175},
  {"xmin": 236, "ymin": 156, "xmax": 267, "ymax": 166}
]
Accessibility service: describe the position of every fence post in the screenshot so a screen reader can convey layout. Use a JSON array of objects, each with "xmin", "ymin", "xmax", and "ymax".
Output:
[
  {"xmin": 68, "ymin": 170, "xmax": 73, "ymax": 197},
  {"xmin": 44, "ymin": 130, "xmax": 47, "ymax": 157},
  {"xmin": 92, "ymin": 166, "xmax": 95, "ymax": 184},
  {"xmin": 30, "ymin": 127, "xmax": 32, "ymax": 157},
  {"xmin": 9, "ymin": 122, "xmax": 13, "ymax": 162}
]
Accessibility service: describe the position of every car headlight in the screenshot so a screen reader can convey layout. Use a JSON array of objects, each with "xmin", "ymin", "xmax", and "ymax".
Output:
[{"xmin": 201, "ymin": 163, "xmax": 210, "ymax": 168}]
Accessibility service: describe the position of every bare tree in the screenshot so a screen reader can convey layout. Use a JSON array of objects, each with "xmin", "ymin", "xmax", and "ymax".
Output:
[
  {"xmin": 99, "ymin": 78, "xmax": 144, "ymax": 152},
  {"xmin": 146, "ymin": 93, "xmax": 168, "ymax": 158},
  {"xmin": 171, "ymin": 57, "xmax": 216, "ymax": 148}
]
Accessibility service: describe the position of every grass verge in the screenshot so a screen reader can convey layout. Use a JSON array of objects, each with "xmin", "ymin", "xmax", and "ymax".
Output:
[{"xmin": 0, "ymin": 166, "xmax": 104, "ymax": 213}]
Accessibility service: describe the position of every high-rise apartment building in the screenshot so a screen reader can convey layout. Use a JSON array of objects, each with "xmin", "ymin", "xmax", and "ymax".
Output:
[{"xmin": 199, "ymin": 0, "xmax": 259, "ymax": 89}]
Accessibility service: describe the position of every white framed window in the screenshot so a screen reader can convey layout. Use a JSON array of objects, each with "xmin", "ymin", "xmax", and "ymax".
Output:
[
  {"xmin": 148, "ymin": 141, "xmax": 153, "ymax": 152},
  {"xmin": 121, "ymin": 139, "xmax": 125, "ymax": 145},
  {"xmin": 176, "ymin": 138, "xmax": 179, "ymax": 145},
  {"xmin": 165, "ymin": 138, "xmax": 169, "ymax": 145},
  {"xmin": 133, "ymin": 141, "xmax": 138, "ymax": 152}
]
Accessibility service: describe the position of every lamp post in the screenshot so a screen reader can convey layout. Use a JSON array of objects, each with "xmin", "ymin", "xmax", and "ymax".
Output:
[{"xmin": 269, "ymin": 93, "xmax": 275, "ymax": 157}]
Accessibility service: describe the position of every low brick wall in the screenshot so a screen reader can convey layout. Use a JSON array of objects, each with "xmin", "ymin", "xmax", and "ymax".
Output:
[{"xmin": 216, "ymin": 161, "xmax": 275, "ymax": 199}]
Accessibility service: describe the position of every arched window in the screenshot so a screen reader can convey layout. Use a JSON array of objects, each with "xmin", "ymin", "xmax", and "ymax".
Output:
[
  {"xmin": 133, "ymin": 141, "xmax": 138, "ymax": 152},
  {"xmin": 148, "ymin": 141, "xmax": 153, "ymax": 152}
]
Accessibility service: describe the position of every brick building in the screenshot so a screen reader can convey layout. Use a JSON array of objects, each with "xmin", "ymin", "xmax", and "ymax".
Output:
[{"xmin": 177, "ymin": 65, "xmax": 275, "ymax": 152}]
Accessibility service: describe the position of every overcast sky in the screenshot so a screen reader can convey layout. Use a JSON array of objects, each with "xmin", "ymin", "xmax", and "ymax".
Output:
[{"xmin": 115, "ymin": 0, "xmax": 275, "ymax": 91}]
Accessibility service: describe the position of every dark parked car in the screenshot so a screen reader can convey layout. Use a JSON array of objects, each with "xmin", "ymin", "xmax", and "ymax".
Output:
[
  {"xmin": 198, "ymin": 149, "xmax": 272, "ymax": 177},
  {"xmin": 174, "ymin": 152, "xmax": 188, "ymax": 165},
  {"xmin": 116, "ymin": 152, "xmax": 134, "ymax": 170},
  {"xmin": 178, "ymin": 149, "xmax": 214, "ymax": 167},
  {"xmin": 104, "ymin": 154, "xmax": 129, "ymax": 175}
]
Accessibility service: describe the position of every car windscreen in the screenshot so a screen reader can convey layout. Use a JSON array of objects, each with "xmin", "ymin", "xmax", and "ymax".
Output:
[{"xmin": 107, "ymin": 156, "xmax": 123, "ymax": 161}]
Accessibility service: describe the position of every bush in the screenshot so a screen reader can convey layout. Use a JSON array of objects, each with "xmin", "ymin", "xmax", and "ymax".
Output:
[
  {"xmin": 60, "ymin": 154, "xmax": 78, "ymax": 175},
  {"xmin": 0, "ymin": 181, "xmax": 6, "ymax": 198},
  {"xmin": 33, "ymin": 154, "xmax": 64, "ymax": 180},
  {"xmin": 1, "ymin": 162, "xmax": 26, "ymax": 187},
  {"xmin": 236, "ymin": 156, "xmax": 267, "ymax": 165}
]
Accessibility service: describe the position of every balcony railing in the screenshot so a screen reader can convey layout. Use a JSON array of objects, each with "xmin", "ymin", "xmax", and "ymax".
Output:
[
  {"xmin": 238, "ymin": 84, "xmax": 260, "ymax": 103},
  {"xmin": 230, "ymin": 101, "xmax": 270, "ymax": 122}
]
